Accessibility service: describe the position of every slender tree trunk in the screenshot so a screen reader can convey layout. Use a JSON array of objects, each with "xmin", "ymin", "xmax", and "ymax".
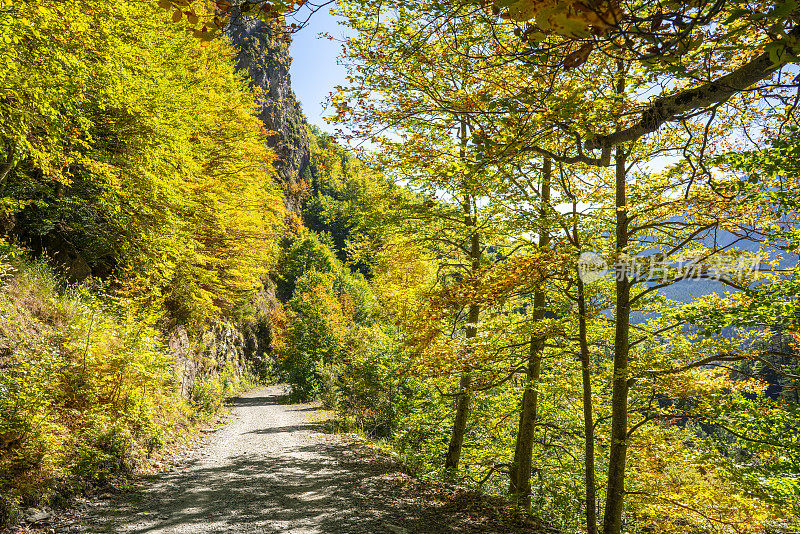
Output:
[
  {"xmin": 509, "ymin": 158, "xmax": 551, "ymax": 506},
  {"xmin": 601, "ymin": 147, "xmax": 631, "ymax": 534},
  {"xmin": 445, "ymin": 235, "xmax": 480, "ymax": 471},
  {"xmin": 509, "ymin": 327, "xmax": 543, "ymax": 504},
  {"xmin": 577, "ymin": 274, "xmax": 598, "ymax": 534},
  {"xmin": 445, "ymin": 302, "xmax": 478, "ymax": 471},
  {"xmin": 445, "ymin": 118, "xmax": 480, "ymax": 473}
]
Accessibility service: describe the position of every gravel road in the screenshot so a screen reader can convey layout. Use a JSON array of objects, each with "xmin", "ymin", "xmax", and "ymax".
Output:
[{"xmin": 83, "ymin": 386, "xmax": 547, "ymax": 534}]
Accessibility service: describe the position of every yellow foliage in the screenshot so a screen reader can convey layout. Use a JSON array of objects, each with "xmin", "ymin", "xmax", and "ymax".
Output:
[
  {"xmin": 628, "ymin": 425, "xmax": 782, "ymax": 533},
  {"xmin": 0, "ymin": 259, "xmax": 192, "ymax": 519},
  {"xmin": 498, "ymin": 0, "xmax": 622, "ymax": 35}
]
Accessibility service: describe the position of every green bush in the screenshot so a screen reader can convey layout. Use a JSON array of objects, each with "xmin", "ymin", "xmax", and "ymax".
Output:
[
  {"xmin": 0, "ymin": 493, "xmax": 22, "ymax": 526},
  {"xmin": 335, "ymin": 326, "xmax": 408, "ymax": 438},
  {"xmin": 273, "ymin": 234, "xmax": 382, "ymax": 402},
  {"xmin": 190, "ymin": 377, "xmax": 225, "ymax": 416},
  {"xmin": 315, "ymin": 361, "xmax": 341, "ymax": 410},
  {"xmin": 274, "ymin": 235, "xmax": 341, "ymax": 300},
  {"xmin": 279, "ymin": 270, "xmax": 348, "ymax": 401},
  {"xmin": 74, "ymin": 416, "xmax": 134, "ymax": 484}
]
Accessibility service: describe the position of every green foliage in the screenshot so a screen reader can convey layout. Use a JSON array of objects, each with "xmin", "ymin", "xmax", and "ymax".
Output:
[
  {"xmin": 334, "ymin": 325, "xmax": 411, "ymax": 437},
  {"xmin": 190, "ymin": 378, "xmax": 226, "ymax": 416},
  {"xmin": 191, "ymin": 361, "xmax": 261, "ymax": 416},
  {"xmin": 302, "ymin": 126, "xmax": 402, "ymax": 277},
  {"xmin": 275, "ymin": 234, "xmax": 377, "ymax": 324},
  {"xmin": 275, "ymin": 234, "xmax": 342, "ymax": 300},
  {"xmin": 272, "ymin": 232, "xmax": 383, "ymax": 400},
  {"xmin": 280, "ymin": 269, "xmax": 347, "ymax": 400}
]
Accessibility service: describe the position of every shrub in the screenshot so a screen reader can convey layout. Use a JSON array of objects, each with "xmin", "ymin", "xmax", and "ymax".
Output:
[
  {"xmin": 315, "ymin": 361, "xmax": 341, "ymax": 410},
  {"xmin": 335, "ymin": 326, "xmax": 408, "ymax": 438},
  {"xmin": 279, "ymin": 270, "xmax": 348, "ymax": 401}
]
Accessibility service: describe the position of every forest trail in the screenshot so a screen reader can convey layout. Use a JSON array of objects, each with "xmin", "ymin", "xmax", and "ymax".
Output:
[{"xmin": 83, "ymin": 386, "xmax": 545, "ymax": 534}]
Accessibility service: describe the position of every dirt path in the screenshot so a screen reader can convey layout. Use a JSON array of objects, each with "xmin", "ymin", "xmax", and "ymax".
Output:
[{"xmin": 83, "ymin": 386, "xmax": 546, "ymax": 534}]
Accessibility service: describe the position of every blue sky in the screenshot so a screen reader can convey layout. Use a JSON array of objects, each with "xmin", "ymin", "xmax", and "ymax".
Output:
[{"xmin": 289, "ymin": 7, "xmax": 350, "ymax": 133}]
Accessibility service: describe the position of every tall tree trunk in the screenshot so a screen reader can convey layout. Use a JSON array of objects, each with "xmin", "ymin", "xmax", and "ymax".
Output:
[
  {"xmin": 601, "ymin": 146, "xmax": 631, "ymax": 534},
  {"xmin": 445, "ymin": 231, "xmax": 480, "ymax": 471},
  {"xmin": 509, "ymin": 158, "xmax": 551, "ymax": 506},
  {"xmin": 445, "ymin": 117, "xmax": 480, "ymax": 473},
  {"xmin": 0, "ymin": 142, "xmax": 16, "ymax": 187},
  {"xmin": 577, "ymin": 273, "xmax": 598, "ymax": 534}
]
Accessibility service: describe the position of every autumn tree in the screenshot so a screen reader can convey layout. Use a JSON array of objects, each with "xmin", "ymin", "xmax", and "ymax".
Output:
[
  {"xmin": 331, "ymin": 0, "xmax": 537, "ymax": 473},
  {"xmin": 2, "ymin": 1, "xmax": 284, "ymax": 327},
  {"xmin": 456, "ymin": 6, "xmax": 800, "ymax": 528}
]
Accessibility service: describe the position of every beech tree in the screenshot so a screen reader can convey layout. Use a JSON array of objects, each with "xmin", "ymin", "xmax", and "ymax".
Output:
[{"xmin": 330, "ymin": 0, "xmax": 538, "ymax": 474}]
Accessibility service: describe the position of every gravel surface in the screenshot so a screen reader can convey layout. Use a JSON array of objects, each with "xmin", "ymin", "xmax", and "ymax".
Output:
[{"xmin": 77, "ymin": 386, "xmax": 548, "ymax": 534}]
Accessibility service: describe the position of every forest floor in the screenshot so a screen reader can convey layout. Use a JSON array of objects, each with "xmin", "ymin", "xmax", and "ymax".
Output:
[{"xmin": 18, "ymin": 386, "xmax": 550, "ymax": 534}]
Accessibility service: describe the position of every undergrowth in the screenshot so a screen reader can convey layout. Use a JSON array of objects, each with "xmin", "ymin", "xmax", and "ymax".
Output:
[{"xmin": 0, "ymin": 255, "xmax": 253, "ymax": 526}]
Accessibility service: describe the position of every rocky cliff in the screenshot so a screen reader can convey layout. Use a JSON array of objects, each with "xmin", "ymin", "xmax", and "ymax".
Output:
[{"xmin": 225, "ymin": 17, "xmax": 310, "ymax": 213}]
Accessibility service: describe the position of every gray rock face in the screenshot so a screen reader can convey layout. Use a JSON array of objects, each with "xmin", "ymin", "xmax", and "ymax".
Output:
[
  {"xmin": 225, "ymin": 17, "xmax": 310, "ymax": 213},
  {"xmin": 169, "ymin": 287, "xmax": 278, "ymax": 399},
  {"xmin": 169, "ymin": 321, "xmax": 250, "ymax": 398},
  {"xmin": 25, "ymin": 508, "xmax": 52, "ymax": 524}
]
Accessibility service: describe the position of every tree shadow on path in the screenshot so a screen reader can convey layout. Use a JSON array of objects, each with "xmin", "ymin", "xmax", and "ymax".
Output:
[
  {"xmin": 84, "ymin": 388, "xmax": 548, "ymax": 534},
  {"xmin": 90, "ymin": 441, "xmax": 545, "ymax": 534}
]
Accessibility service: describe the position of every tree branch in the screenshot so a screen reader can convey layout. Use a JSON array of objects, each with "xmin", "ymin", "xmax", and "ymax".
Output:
[
  {"xmin": 0, "ymin": 142, "xmax": 16, "ymax": 185},
  {"xmin": 585, "ymin": 28, "xmax": 800, "ymax": 152}
]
